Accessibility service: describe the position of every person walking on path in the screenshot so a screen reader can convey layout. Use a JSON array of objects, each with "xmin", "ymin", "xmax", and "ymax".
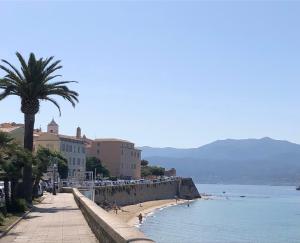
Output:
[{"xmin": 138, "ymin": 213, "xmax": 143, "ymax": 224}]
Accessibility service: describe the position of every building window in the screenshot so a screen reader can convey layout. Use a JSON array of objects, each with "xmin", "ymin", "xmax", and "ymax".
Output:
[
  {"xmin": 97, "ymin": 149, "xmax": 99, "ymax": 155},
  {"xmin": 97, "ymin": 142, "xmax": 100, "ymax": 146},
  {"xmin": 73, "ymin": 158, "xmax": 76, "ymax": 165},
  {"xmin": 82, "ymin": 147, "xmax": 85, "ymax": 153},
  {"xmin": 78, "ymin": 147, "xmax": 80, "ymax": 153},
  {"xmin": 77, "ymin": 158, "xmax": 80, "ymax": 165}
]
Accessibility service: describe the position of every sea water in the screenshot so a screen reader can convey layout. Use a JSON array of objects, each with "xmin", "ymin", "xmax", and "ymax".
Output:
[{"xmin": 139, "ymin": 184, "xmax": 300, "ymax": 243}]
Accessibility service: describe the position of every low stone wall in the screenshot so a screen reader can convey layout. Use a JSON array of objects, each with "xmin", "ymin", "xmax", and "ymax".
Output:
[
  {"xmin": 94, "ymin": 178, "xmax": 200, "ymax": 207},
  {"xmin": 61, "ymin": 187, "xmax": 73, "ymax": 193},
  {"xmin": 72, "ymin": 188, "xmax": 154, "ymax": 243}
]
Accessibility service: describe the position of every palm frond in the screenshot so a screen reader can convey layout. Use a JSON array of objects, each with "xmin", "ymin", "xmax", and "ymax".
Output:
[
  {"xmin": 0, "ymin": 85, "xmax": 17, "ymax": 100},
  {"xmin": 42, "ymin": 97, "xmax": 62, "ymax": 116},
  {"xmin": 0, "ymin": 52, "xmax": 79, "ymax": 115},
  {"xmin": 0, "ymin": 64, "xmax": 23, "ymax": 85},
  {"xmin": 15, "ymin": 52, "xmax": 28, "ymax": 71},
  {"xmin": 1, "ymin": 60, "xmax": 24, "ymax": 80}
]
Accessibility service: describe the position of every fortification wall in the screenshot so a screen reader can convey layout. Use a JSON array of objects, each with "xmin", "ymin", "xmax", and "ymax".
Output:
[
  {"xmin": 93, "ymin": 178, "xmax": 200, "ymax": 206},
  {"xmin": 178, "ymin": 178, "xmax": 201, "ymax": 199}
]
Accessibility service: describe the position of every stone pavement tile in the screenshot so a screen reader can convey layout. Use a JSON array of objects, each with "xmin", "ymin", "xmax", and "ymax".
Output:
[
  {"xmin": 0, "ymin": 193, "xmax": 98, "ymax": 243},
  {"xmin": 79, "ymin": 236, "xmax": 99, "ymax": 243}
]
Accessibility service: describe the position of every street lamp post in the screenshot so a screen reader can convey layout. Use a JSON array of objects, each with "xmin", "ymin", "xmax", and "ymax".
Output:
[{"xmin": 50, "ymin": 156, "xmax": 58, "ymax": 195}]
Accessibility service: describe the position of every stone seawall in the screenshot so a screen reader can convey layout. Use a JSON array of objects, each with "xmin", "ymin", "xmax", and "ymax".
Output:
[
  {"xmin": 178, "ymin": 178, "xmax": 201, "ymax": 199},
  {"xmin": 94, "ymin": 178, "xmax": 200, "ymax": 207},
  {"xmin": 72, "ymin": 188, "xmax": 154, "ymax": 243}
]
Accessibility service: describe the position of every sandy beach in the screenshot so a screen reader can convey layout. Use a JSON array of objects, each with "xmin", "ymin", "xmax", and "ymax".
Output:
[{"xmin": 108, "ymin": 199, "xmax": 189, "ymax": 226}]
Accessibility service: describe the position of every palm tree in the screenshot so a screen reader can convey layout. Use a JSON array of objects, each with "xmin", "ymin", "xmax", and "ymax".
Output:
[{"xmin": 0, "ymin": 52, "xmax": 79, "ymax": 203}]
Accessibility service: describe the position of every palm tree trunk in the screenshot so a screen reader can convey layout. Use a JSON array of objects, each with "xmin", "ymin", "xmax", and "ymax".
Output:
[{"xmin": 23, "ymin": 113, "xmax": 35, "ymax": 204}]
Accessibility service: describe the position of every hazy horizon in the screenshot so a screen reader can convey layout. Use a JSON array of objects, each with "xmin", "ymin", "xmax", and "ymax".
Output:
[{"xmin": 1, "ymin": 1, "xmax": 300, "ymax": 148}]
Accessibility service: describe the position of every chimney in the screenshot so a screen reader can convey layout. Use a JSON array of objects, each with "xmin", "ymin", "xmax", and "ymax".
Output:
[{"xmin": 76, "ymin": 127, "xmax": 81, "ymax": 138}]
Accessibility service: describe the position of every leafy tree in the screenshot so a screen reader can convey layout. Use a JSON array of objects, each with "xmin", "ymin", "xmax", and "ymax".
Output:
[
  {"xmin": 141, "ymin": 163, "xmax": 165, "ymax": 177},
  {"xmin": 0, "ymin": 131, "xmax": 15, "ymax": 208},
  {"xmin": 141, "ymin": 159, "xmax": 149, "ymax": 166},
  {"xmin": 33, "ymin": 147, "xmax": 68, "ymax": 197},
  {"xmin": 56, "ymin": 153, "xmax": 68, "ymax": 180},
  {"xmin": 0, "ymin": 131, "xmax": 13, "ymax": 149},
  {"xmin": 141, "ymin": 166, "xmax": 152, "ymax": 177},
  {"xmin": 0, "ymin": 52, "xmax": 79, "ymax": 203},
  {"xmin": 0, "ymin": 133, "xmax": 32, "ymax": 211},
  {"xmin": 4, "ymin": 149, "xmax": 32, "ymax": 211},
  {"xmin": 150, "ymin": 166, "xmax": 165, "ymax": 176},
  {"xmin": 86, "ymin": 157, "xmax": 110, "ymax": 178}
]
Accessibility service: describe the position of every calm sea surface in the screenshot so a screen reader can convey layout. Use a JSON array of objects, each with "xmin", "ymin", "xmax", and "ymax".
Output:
[{"xmin": 139, "ymin": 184, "xmax": 300, "ymax": 243}]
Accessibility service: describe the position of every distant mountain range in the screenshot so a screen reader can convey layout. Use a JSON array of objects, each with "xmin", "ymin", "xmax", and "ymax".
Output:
[{"xmin": 139, "ymin": 137, "xmax": 300, "ymax": 185}]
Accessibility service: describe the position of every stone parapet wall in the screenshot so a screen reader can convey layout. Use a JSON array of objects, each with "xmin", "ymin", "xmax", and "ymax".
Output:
[{"xmin": 72, "ymin": 188, "xmax": 154, "ymax": 243}]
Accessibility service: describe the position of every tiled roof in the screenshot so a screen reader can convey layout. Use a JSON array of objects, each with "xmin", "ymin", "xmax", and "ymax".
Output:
[
  {"xmin": 0, "ymin": 123, "xmax": 23, "ymax": 133},
  {"xmin": 94, "ymin": 138, "xmax": 131, "ymax": 143},
  {"xmin": 58, "ymin": 134, "xmax": 84, "ymax": 143}
]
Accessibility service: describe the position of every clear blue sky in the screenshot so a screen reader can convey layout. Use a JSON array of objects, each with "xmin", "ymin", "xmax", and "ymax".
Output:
[{"xmin": 1, "ymin": 1, "xmax": 300, "ymax": 148}]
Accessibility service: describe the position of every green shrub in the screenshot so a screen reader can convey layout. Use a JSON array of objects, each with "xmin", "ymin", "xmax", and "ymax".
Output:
[
  {"xmin": 0, "ymin": 212, "xmax": 5, "ymax": 225},
  {"xmin": 11, "ymin": 199, "xmax": 27, "ymax": 213},
  {"xmin": 0, "ymin": 205, "xmax": 7, "ymax": 217}
]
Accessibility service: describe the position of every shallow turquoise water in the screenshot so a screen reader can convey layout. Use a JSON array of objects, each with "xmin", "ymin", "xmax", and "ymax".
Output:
[{"xmin": 139, "ymin": 184, "xmax": 300, "ymax": 243}]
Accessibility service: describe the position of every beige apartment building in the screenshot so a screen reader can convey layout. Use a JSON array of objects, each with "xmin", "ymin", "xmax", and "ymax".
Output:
[
  {"xmin": 34, "ymin": 119, "xmax": 86, "ymax": 179},
  {"xmin": 86, "ymin": 139, "xmax": 141, "ymax": 179}
]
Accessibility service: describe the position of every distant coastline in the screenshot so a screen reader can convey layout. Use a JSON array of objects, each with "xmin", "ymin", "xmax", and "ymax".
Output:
[{"xmin": 141, "ymin": 137, "xmax": 300, "ymax": 185}]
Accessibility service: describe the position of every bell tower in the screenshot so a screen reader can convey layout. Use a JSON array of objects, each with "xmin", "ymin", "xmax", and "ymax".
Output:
[{"xmin": 47, "ymin": 119, "xmax": 59, "ymax": 134}]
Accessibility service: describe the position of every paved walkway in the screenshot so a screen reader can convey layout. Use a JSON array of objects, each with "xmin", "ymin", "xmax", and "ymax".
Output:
[{"xmin": 0, "ymin": 193, "xmax": 98, "ymax": 243}]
